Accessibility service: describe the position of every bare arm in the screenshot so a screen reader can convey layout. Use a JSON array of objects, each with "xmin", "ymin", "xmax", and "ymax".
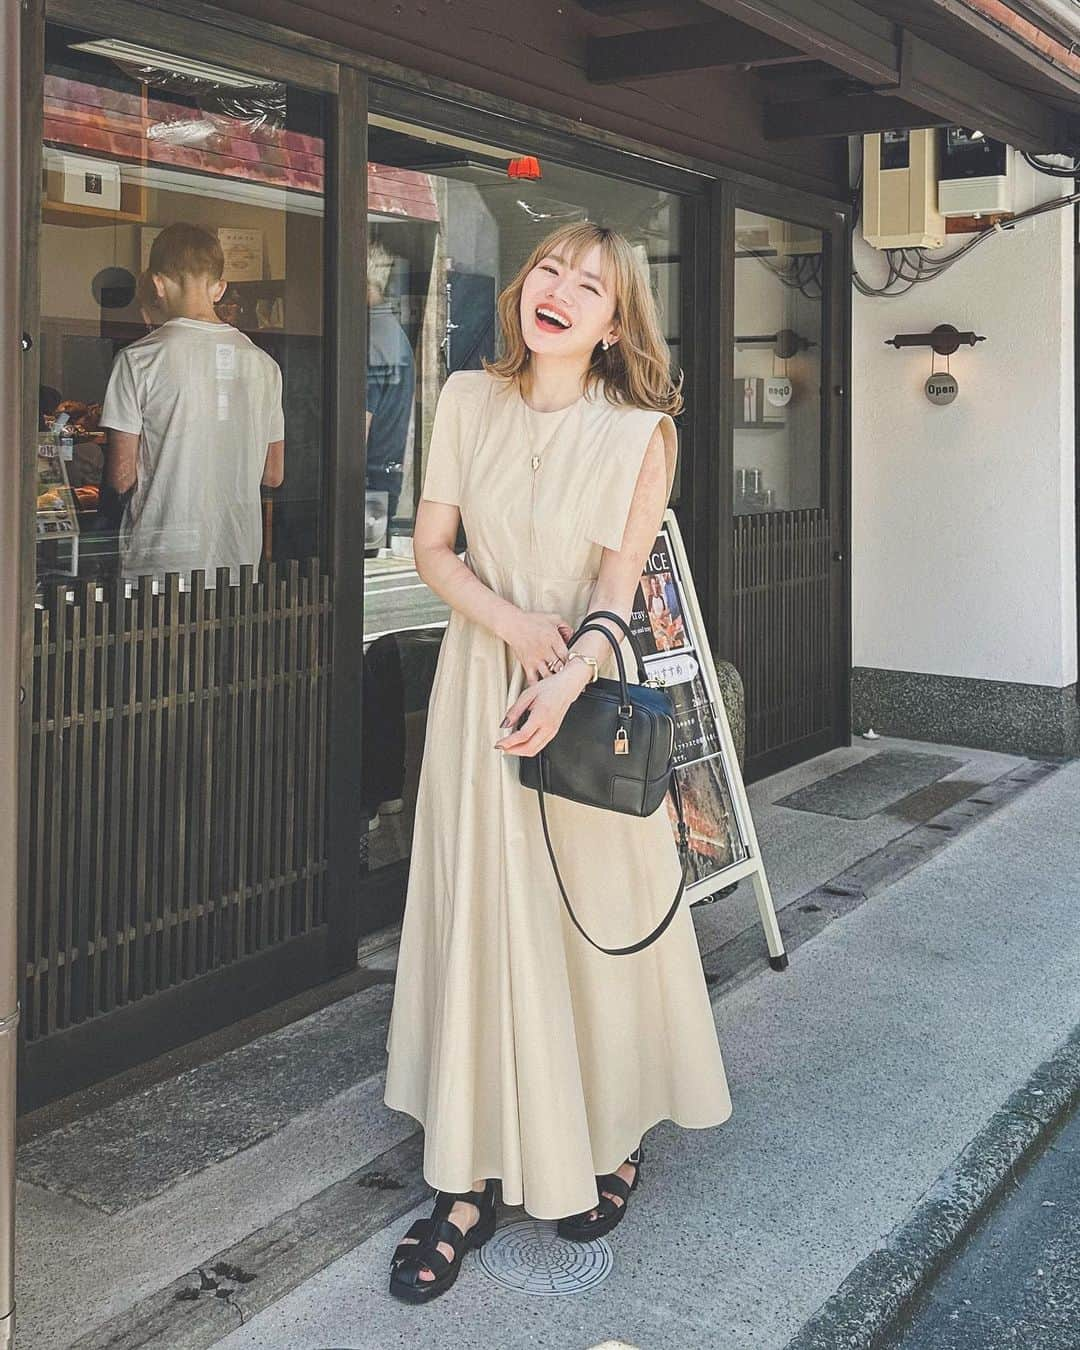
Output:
[
  {"xmin": 262, "ymin": 439, "xmax": 284, "ymax": 488},
  {"xmin": 104, "ymin": 429, "xmax": 139, "ymax": 495},
  {"xmin": 413, "ymin": 497, "xmax": 522, "ymax": 643}
]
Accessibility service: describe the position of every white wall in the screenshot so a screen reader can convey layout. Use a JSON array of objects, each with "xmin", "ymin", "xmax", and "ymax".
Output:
[{"xmin": 852, "ymin": 155, "xmax": 1077, "ymax": 689}]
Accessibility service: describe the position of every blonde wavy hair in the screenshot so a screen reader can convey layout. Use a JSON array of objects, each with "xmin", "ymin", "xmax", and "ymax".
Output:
[{"xmin": 483, "ymin": 222, "xmax": 684, "ymax": 416}]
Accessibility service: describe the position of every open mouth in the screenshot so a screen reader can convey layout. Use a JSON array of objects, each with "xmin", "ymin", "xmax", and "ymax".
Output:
[{"xmin": 535, "ymin": 305, "xmax": 572, "ymax": 333}]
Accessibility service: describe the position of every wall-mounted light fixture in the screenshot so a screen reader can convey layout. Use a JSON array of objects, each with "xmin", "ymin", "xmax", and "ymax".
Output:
[
  {"xmin": 735, "ymin": 329, "xmax": 813, "ymax": 409},
  {"xmin": 734, "ymin": 328, "xmax": 813, "ymax": 358},
  {"xmin": 885, "ymin": 323, "xmax": 986, "ymax": 405},
  {"xmin": 884, "ymin": 323, "xmax": 985, "ymax": 355}
]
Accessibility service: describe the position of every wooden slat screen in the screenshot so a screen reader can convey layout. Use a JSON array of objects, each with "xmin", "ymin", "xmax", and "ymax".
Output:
[
  {"xmin": 21, "ymin": 559, "xmax": 332, "ymax": 1041},
  {"xmin": 733, "ymin": 509, "xmax": 832, "ymax": 761}
]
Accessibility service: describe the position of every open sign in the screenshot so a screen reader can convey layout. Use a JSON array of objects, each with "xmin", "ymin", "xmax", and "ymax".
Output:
[
  {"xmin": 765, "ymin": 376, "xmax": 793, "ymax": 408},
  {"xmin": 925, "ymin": 372, "xmax": 958, "ymax": 405}
]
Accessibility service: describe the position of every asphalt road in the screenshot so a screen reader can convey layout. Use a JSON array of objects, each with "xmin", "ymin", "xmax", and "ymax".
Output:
[
  {"xmin": 890, "ymin": 1097, "xmax": 1080, "ymax": 1349},
  {"xmin": 363, "ymin": 556, "xmax": 450, "ymax": 640}
]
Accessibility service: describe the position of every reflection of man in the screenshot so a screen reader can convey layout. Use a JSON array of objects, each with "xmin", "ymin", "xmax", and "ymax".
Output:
[
  {"xmin": 100, "ymin": 223, "xmax": 284, "ymax": 584},
  {"xmin": 366, "ymin": 239, "xmax": 415, "ymax": 537}
]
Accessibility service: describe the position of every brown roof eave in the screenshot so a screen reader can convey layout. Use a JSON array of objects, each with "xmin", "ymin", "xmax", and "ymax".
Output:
[
  {"xmin": 923, "ymin": 0, "xmax": 1080, "ymax": 94},
  {"xmin": 957, "ymin": 0, "xmax": 1080, "ymax": 77}
]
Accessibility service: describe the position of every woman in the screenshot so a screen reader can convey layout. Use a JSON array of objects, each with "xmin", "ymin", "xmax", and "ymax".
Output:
[
  {"xmin": 385, "ymin": 222, "xmax": 732, "ymax": 1304},
  {"xmin": 645, "ymin": 574, "xmax": 675, "ymax": 649}
]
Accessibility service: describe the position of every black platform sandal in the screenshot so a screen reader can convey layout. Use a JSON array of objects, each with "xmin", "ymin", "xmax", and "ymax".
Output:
[
  {"xmin": 389, "ymin": 1179, "xmax": 497, "ymax": 1304},
  {"xmin": 556, "ymin": 1144, "xmax": 644, "ymax": 1243}
]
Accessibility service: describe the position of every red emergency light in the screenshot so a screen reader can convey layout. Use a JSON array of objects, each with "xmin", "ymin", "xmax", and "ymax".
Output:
[{"xmin": 507, "ymin": 156, "xmax": 541, "ymax": 180}]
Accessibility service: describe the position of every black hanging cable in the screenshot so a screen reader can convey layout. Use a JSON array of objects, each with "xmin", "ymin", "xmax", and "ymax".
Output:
[
  {"xmin": 853, "ymin": 187, "xmax": 1080, "ymax": 296},
  {"xmin": 1022, "ymin": 151, "xmax": 1079, "ymax": 179}
]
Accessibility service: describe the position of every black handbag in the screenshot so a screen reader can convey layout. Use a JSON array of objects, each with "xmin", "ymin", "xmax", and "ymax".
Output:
[{"xmin": 518, "ymin": 608, "xmax": 690, "ymax": 956}]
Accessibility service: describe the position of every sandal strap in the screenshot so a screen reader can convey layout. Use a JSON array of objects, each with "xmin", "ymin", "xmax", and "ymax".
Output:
[
  {"xmin": 391, "ymin": 1214, "xmax": 464, "ymax": 1280},
  {"xmin": 392, "ymin": 1216, "xmax": 437, "ymax": 1263},
  {"xmin": 596, "ymin": 1171, "xmax": 632, "ymax": 1204},
  {"xmin": 391, "ymin": 1182, "xmax": 494, "ymax": 1287},
  {"xmin": 432, "ymin": 1181, "xmax": 492, "ymax": 1220},
  {"xmin": 392, "ymin": 1239, "xmax": 453, "ymax": 1285},
  {"xmin": 432, "ymin": 1216, "xmax": 471, "ymax": 1252}
]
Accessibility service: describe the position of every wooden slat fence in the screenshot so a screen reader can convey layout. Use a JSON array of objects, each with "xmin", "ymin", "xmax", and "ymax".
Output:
[
  {"xmin": 21, "ymin": 559, "xmax": 332, "ymax": 1041},
  {"xmin": 733, "ymin": 509, "xmax": 832, "ymax": 761}
]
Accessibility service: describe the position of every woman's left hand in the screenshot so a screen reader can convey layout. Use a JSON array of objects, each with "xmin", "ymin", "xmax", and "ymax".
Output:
[{"xmin": 495, "ymin": 668, "xmax": 586, "ymax": 757}]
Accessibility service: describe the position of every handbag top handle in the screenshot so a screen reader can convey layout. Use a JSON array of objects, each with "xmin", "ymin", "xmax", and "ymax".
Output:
[{"xmin": 568, "ymin": 608, "xmax": 649, "ymax": 684}]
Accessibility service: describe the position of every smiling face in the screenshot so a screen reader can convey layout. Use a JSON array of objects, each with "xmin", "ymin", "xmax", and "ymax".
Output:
[{"xmin": 519, "ymin": 243, "xmax": 620, "ymax": 361}]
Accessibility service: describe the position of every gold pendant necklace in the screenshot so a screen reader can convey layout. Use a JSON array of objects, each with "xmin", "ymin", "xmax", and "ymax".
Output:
[
  {"xmin": 522, "ymin": 398, "xmax": 579, "ymax": 468},
  {"xmin": 522, "ymin": 396, "xmax": 579, "ymax": 565}
]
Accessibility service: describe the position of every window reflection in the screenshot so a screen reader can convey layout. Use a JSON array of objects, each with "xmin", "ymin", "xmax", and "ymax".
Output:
[
  {"xmin": 36, "ymin": 26, "xmax": 325, "ymax": 588},
  {"xmin": 361, "ymin": 116, "xmax": 683, "ymax": 874},
  {"xmin": 733, "ymin": 209, "xmax": 823, "ymax": 514},
  {"xmin": 365, "ymin": 237, "xmax": 416, "ymax": 549},
  {"xmin": 97, "ymin": 222, "xmax": 285, "ymax": 584}
]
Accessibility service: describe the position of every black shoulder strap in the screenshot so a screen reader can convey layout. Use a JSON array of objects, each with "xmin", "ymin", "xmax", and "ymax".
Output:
[{"xmin": 533, "ymin": 765, "xmax": 691, "ymax": 956}]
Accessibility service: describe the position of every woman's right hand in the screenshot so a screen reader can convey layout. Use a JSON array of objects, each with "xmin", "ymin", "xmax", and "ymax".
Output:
[{"xmin": 502, "ymin": 609, "xmax": 575, "ymax": 685}]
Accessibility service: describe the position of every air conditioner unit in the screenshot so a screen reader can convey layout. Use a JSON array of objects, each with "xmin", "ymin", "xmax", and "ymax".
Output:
[
  {"xmin": 767, "ymin": 219, "xmax": 822, "ymax": 257},
  {"xmin": 861, "ymin": 129, "xmax": 945, "ymax": 249},
  {"xmin": 937, "ymin": 128, "xmax": 1012, "ymax": 216}
]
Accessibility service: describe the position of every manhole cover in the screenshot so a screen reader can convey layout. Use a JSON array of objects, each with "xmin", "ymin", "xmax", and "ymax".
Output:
[{"xmin": 477, "ymin": 1218, "xmax": 613, "ymax": 1296}]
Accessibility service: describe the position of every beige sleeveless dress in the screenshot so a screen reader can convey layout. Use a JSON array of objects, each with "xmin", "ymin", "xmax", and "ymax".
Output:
[{"xmin": 383, "ymin": 368, "xmax": 732, "ymax": 1219}]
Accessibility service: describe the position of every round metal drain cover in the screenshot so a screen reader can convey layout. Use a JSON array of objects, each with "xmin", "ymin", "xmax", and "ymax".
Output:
[{"xmin": 477, "ymin": 1218, "xmax": 613, "ymax": 1296}]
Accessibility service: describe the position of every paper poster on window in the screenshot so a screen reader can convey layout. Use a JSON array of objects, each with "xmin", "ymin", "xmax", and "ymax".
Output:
[
  {"xmin": 630, "ymin": 522, "xmax": 750, "ymax": 892},
  {"xmin": 218, "ymin": 227, "xmax": 264, "ymax": 282}
]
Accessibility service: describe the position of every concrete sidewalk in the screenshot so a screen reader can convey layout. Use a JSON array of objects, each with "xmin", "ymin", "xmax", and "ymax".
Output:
[
  {"xmin": 209, "ymin": 746, "xmax": 1080, "ymax": 1350},
  {"xmin": 12, "ymin": 735, "xmax": 1073, "ymax": 1349}
]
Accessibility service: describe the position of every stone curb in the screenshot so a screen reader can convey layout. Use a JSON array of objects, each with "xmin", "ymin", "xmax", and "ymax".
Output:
[
  {"xmin": 782, "ymin": 1023, "xmax": 1080, "ymax": 1350},
  {"xmin": 67, "ymin": 1133, "xmax": 429, "ymax": 1350}
]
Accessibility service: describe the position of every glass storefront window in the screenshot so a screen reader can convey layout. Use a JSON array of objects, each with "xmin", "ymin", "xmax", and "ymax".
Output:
[
  {"xmin": 24, "ymin": 25, "xmax": 333, "ymax": 1038},
  {"xmin": 360, "ymin": 113, "xmax": 684, "ymax": 872},
  {"xmin": 732, "ymin": 208, "xmax": 823, "ymax": 515},
  {"xmin": 37, "ymin": 26, "xmax": 325, "ymax": 587}
]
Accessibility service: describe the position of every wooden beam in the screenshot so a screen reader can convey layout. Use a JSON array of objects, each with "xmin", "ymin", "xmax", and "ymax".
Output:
[
  {"xmin": 752, "ymin": 59, "xmax": 842, "ymax": 82},
  {"xmin": 901, "ymin": 32, "xmax": 1063, "ymax": 153},
  {"xmin": 586, "ymin": 18, "xmax": 803, "ymax": 81},
  {"xmin": 763, "ymin": 92, "xmax": 948, "ymax": 138},
  {"xmin": 697, "ymin": 0, "xmax": 1069, "ymax": 152},
  {"xmin": 577, "ymin": 0, "xmax": 719, "ymax": 18},
  {"xmin": 693, "ymin": 0, "xmax": 900, "ymax": 86}
]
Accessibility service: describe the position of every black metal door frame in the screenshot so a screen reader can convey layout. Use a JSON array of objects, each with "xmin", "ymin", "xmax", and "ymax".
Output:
[{"xmin": 724, "ymin": 180, "xmax": 851, "ymax": 780}]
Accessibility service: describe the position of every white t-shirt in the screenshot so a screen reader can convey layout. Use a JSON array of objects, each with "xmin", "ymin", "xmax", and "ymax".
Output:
[{"xmin": 100, "ymin": 317, "xmax": 285, "ymax": 583}]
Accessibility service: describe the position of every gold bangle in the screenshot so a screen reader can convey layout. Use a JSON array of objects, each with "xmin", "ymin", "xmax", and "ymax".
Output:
[{"xmin": 566, "ymin": 651, "xmax": 599, "ymax": 683}]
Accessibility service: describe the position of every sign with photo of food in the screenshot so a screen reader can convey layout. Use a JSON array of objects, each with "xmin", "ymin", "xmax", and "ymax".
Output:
[
  {"xmin": 36, "ymin": 440, "xmax": 80, "ymax": 539},
  {"xmin": 629, "ymin": 521, "xmax": 751, "ymax": 892}
]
